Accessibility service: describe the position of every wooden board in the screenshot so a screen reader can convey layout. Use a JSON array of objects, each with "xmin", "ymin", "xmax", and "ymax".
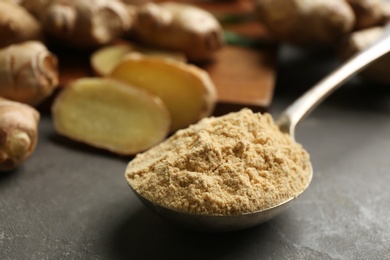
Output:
[{"xmin": 204, "ymin": 44, "xmax": 276, "ymax": 108}]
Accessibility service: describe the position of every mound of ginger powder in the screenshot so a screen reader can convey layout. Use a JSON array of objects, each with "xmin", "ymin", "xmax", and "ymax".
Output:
[{"xmin": 125, "ymin": 108, "xmax": 311, "ymax": 216}]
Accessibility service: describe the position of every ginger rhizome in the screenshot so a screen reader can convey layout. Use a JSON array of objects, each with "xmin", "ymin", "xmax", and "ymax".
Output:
[
  {"xmin": 0, "ymin": 98, "xmax": 40, "ymax": 172},
  {"xmin": 346, "ymin": 0, "xmax": 390, "ymax": 30},
  {"xmin": 23, "ymin": 0, "xmax": 132, "ymax": 49},
  {"xmin": 0, "ymin": 1, "xmax": 42, "ymax": 48},
  {"xmin": 0, "ymin": 41, "xmax": 59, "ymax": 107},
  {"xmin": 128, "ymin": 2, "xmax": 224, "ymax": 62},
  {"xmin": 255, "ymin": 0, "xmax": 356, "ymax": 45}
]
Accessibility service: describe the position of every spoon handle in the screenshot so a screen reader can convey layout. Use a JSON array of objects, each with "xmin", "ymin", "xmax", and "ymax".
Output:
[{"xmin": 277, "ymin": 23, "xmax": 390, "ymax": 137}]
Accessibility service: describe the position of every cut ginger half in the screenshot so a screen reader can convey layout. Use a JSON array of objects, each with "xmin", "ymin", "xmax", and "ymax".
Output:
[
  {"xmin": 90, "ymin": 44, "xmax": 134, "ymax": 76},
  {"xmin": 51, "ymin": 78, "xmax": 170, "ymax": 155},
  {"xmin": 109, "ymin": 56, "xmax": 217, "ymax": 132},
  {"xmin": 90, "ymin": 43, "xmax": 186, "ymax": 76}
]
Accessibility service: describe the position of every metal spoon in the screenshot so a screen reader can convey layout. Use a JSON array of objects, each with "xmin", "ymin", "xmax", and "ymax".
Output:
[{"xmin": 130, "ymin": 23, "xmax": 390, "ymax": 232}]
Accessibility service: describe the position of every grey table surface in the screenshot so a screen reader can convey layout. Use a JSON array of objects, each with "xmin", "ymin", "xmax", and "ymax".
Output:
[{"xmin": 1, "ymin": 45, "xmax": 390, "ymax": 260}]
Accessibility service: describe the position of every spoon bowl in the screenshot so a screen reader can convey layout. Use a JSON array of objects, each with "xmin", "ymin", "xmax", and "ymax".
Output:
[
  {"xmin": 128, "ymin": 22, "xmax": 390, "ymax": 232},
  {"xmin": 130, "ymin": 164, "xmax": 312, "ymax": 232}
]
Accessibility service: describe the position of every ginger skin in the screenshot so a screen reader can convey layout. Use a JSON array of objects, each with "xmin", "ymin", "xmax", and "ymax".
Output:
[
  {"xmin": 19, "ymin": 0, "xmax": 53, "ymax": 19},
  {"xmin": 0, "ymin": 1, "xmax": 43, "ymax": 48},
  {"xmin": 255, "ymin": 0, "xmax": 355, "ymax": 45},
  {"xmin": 339, "ymin": 26, "xmax": 390, "ymax": 84},
  {"xmin": 128, "ymin": 2, "xmax": 224, "ymax": 62},
  {"xmin": 28, "ymin": 0, "xmax": 132, "ymax": 49},
  {"xmin": 0, "ymin": 41, "xmax": 59, "ymax": 107},
  {"xmin": 346, "ymin": 0, "xmax": 390, "ymax": 30},
  {"xmin": 0, "ymin": 98, "xmax": 40, "ymax": 172}
]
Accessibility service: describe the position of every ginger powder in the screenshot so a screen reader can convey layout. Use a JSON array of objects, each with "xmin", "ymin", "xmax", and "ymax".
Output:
[{"xmin": 125, "ymin": 109, "xmax": 311, "ymax": 216}]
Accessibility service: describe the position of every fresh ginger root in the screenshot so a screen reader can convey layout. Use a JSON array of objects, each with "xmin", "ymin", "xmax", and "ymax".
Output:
[
  {"xmin": 0, "ymin": 1, "xmax": 42, "ymax": 48},
  {"xmin": 0, "ymin": 41, "xmax": 59, "ymax": 107},
  {"xmin": 109, "ymin": 55, "xmax": 217, "ymax": 132},
  {"xmin": 339, "ymin": 26, "xmax": 390, "ymax": 83},
  {"xmin": 52, "ymin": 78, "xmax": 171, "ymax": 155},
  {"xmin": 23, "ymin": 0, "xmax": 132, "ymax": 49},
  {"xmin": 345, "ymin": 0, "xmax": 390, "ymax": 30},
  {"xmin": 0, "ymin": 97, "xmax": 40, "ymax": 171},
  {"xmin": 128, "ymin": 2, "xmax": 224, "ymax": 62},
  {"xmin": 19, "ymin": 0, "xmax": 52, "ymax": 19},
  {"xmin": 90, "ymin": 43, "xmax": 186, "ymax": 76},
  {"xmin": 255, "ymin": 0, "xmax": 355, "ymax": 45}
]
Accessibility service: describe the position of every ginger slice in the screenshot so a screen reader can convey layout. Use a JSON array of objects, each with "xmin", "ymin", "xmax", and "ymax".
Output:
[
  {"xmin": 91, "ymin": 44, "xmax": 135, "ymax": 76},
  {"xmin": 255, "ymin": 0, "xmax": 355, "ymax": 45},
  {"xmin": 52, "ymin": 78, "xmax": 170, "ymax": 155},
  {"xmin": 109, "ymin": 56, "xmax": 217, "ymax": 132},
  {"xmin": 90, "ymin": 43, "xmax": 186, "ymax": 76}
]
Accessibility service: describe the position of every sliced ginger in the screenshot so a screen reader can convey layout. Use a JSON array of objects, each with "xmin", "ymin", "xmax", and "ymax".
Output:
[
  {"xmin": 90, "ymin": 43, "xmax": 186, "ymax": 76},
  {"xmin": 91, "ymin": 44, "xmax": 135, "ymax": 76},
  {"xmin": 109, "ymin": 55, "xmax": 217, "ymax": 132},
  {"xmin": 52, "ymin": 78, "xmax": 170, "ymax": 155}
]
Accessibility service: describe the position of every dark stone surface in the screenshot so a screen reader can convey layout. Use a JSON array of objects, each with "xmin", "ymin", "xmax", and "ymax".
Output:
[{"xmin": 1, "ymin": 45, "xmax": 390, "ymax": 260}]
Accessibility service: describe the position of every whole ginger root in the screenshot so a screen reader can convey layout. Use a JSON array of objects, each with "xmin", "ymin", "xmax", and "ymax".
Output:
[
  {"xmin": 346, "ymin": 0, "xmax": 390, "ymax": 30},
  {"xmin": 128, "ymin": 2, "xmax": 224, "ymax": 62},
  {"xmin": 90, "ymin": 42, "xmax": 186, "ymax": 76},
  {"xmin": 19, "ymin": 0, "xmax": 53, "ymax": 19},
  {"xmin": 23, "ymin": 0, "xmax": 132, "ymax": 49},
  {"xmin": 0, "ymin": 1, "xmax": 43, "ymax": 48},
  {"xmin": 0, "ymin": 98, "xmax": 40, "ymax": 172},
  {"xmin": 339, "ymin": 26, "xmax": 390, "ymax": 84},
  {"xmin": 0, "ymin": 41, "xmax": 59, "ymax": 107},
  {"xmin": 255, "ymin": 0, "xmax": 355, "ymax": 46}
]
